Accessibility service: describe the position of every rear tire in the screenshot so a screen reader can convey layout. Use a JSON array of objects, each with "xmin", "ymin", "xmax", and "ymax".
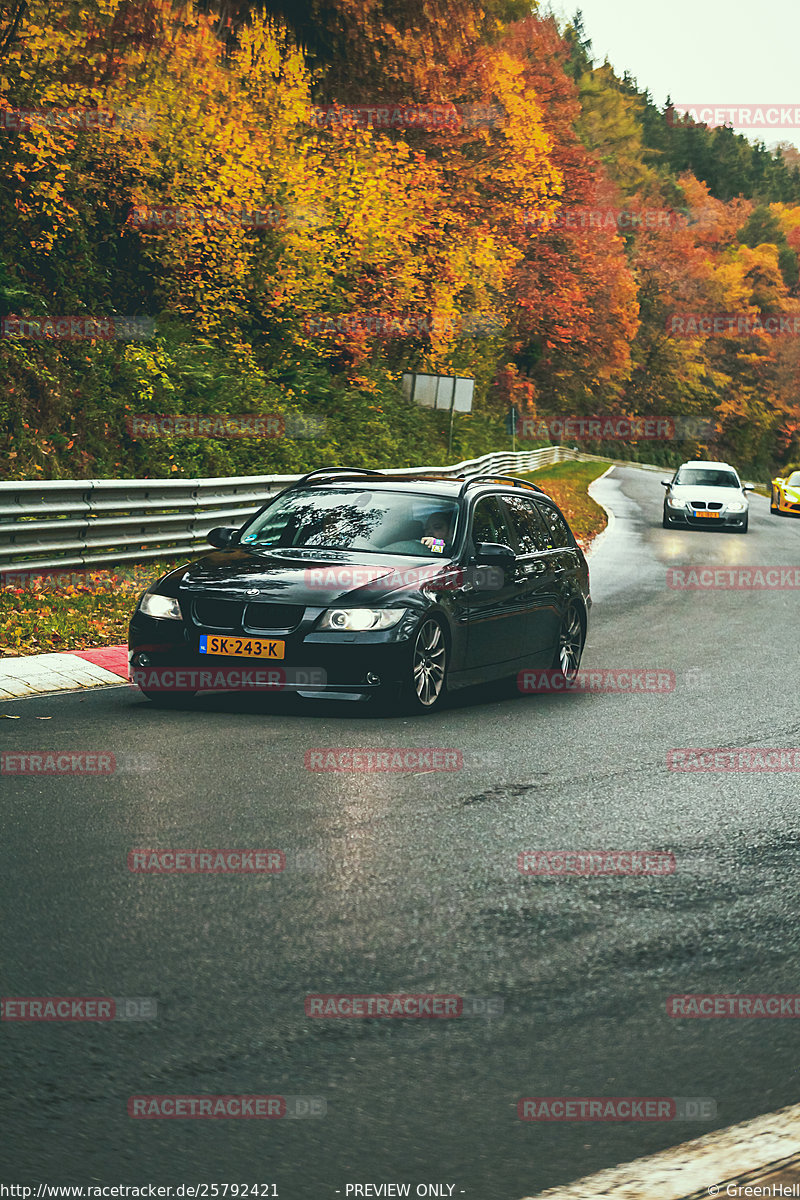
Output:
[{"xmin": 550, "ymin": 601, "xmax": 586, "ymax": 685}]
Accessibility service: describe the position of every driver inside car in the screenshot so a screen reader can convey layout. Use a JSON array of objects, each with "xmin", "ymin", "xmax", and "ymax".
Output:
[{"xmin": 420, "ymin": 510, "xmax": 455, "ymax": 552}]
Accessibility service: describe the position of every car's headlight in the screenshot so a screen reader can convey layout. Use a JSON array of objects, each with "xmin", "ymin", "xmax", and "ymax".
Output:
[
  {"xmin": 726, "ymin": 501, "xmax": 746, "ymax": 512},
  {"xmin": 667, "ymin": 497, "xmax": 687, "ymax": 508},
  {"xmin": 139, "ymin": 592, "xmax": 182, "ymax": 621},
  {"xmin": 318, "ymin": 608, "xmax": 407, "ymax": 631}
]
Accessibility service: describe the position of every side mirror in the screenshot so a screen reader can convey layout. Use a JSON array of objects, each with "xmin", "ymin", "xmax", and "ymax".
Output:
[
  {"xmin": 474, "ymin": 542, "xmax": 515, "ymax": 566},
  {"xmin": 661, "ymin": 480, "xmax": 672, "ymax": 488},
  {"xmin": 742, "ymin": 483, "xmax": 756, "ymax": 492},
  {"xmin": 207, "ymin": 526, "xmax": 241, "ymax": 549}
]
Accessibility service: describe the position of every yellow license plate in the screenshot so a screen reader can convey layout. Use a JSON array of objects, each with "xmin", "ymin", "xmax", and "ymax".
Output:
[
  {"xmin": 695, "ymin": 511, "xmax": 719, "ymax": 518},
  {"xmin": 200, "ymin": 634, "xmax": 285, "ymax": 659}
]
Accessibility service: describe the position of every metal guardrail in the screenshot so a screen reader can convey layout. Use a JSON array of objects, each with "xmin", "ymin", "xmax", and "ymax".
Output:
[{"xmin": 0, "ymin": 445, "xmax": 611, "ymax": 571}]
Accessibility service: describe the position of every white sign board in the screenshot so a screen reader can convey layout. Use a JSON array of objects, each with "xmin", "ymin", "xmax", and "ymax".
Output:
[{"xmin": 402, "ymin": 373, "xmax": 474, "ymax": 413}]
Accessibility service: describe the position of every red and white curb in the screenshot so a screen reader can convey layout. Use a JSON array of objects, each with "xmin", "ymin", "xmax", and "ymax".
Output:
[
  {"xmin": 0, "ymin": 645, "xmax": 128, "ymax": 699},
  {"xmin": 521, "ymin": 1102, "xmax": 800, "ymax": 1199}
]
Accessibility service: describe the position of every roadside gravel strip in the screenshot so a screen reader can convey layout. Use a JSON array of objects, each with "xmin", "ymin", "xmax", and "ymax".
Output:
[{"xmin": 521, "ymin": 1102, "xmax": 800, "ymax": 1199}]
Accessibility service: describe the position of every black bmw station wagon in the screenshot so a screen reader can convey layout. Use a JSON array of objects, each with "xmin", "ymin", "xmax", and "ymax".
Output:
[{"xmin": 128, "ymin": 468, "xmax": 591, "ymax": 713}]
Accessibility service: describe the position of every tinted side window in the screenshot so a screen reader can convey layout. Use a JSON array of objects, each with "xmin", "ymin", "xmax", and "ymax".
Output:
[
  {"xmin": 470, "ymin": 495, "xmax": 510, "ymax": 546},
  {"xmin": 502, "ymin": 495, "xmax": 549, "ymax": 554},
  {"xmin": 535, "ymin": 501, "xmax": 574, "ymax": 549}
]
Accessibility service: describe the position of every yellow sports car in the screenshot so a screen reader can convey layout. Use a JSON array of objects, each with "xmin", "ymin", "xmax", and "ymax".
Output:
[{"xmin": 771, "ymin": 469, "xmax": 800, "ymax": 515}]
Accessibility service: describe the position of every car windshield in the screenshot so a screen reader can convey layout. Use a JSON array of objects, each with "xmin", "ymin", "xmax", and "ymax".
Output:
[
  {"xmin": 787, "ymin": 472, "xmax": 800, "ymax": 487},
  {"xmin": 240, "ymin": 487, "xmax": 460, "ymax": 557},
  {"xmin": 674, "ymin": 469, "xmax": 739, "ymax": 488}
]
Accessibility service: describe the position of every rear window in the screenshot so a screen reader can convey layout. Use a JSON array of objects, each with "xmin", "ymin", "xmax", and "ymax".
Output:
[
  {"xmin": 534, "ymin": 501, "xmax": 574, "ymax": 549},
  {"xmin": 502, "ymin": 495, "xmax": 550, "ymax": 553}
]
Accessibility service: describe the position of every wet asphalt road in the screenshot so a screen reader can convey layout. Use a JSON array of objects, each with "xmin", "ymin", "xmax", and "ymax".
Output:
[{"xmin": 2, "ymin": 465, "xmax": 800, "ymax": 1199}]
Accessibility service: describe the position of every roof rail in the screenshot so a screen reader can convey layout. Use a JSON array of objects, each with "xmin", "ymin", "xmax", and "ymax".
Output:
[
  {"xmin": 289, "ymin": 466, "xmax": 385, "ymax": 489},
  {"xmin": 457, "ymin": 473, "xmax": 547, "ymax": 498},
  {"xmin": 261, "ymin": 466, "xmax": 386, "ymax": 511}
]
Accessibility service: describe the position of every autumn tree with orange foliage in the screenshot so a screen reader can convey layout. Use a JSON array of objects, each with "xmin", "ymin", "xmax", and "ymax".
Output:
[{"xmin": 2, "ymin": 0, "xmax": 800, "ymax": 479}]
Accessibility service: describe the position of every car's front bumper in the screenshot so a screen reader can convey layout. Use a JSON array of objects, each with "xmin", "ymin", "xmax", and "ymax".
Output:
[
  {"xmin": 128, "ymin": 611, "xmax": 417, "ymax": 700},
  {"xmin": 775, "ymin": 492, "xmax": 800, "ymax": 514},
  {"xmin": 664, "ymin": 507, "xmax": 747, "ymax": 528}
]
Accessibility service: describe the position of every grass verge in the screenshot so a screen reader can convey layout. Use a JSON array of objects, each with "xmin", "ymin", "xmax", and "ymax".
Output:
[{"xmin": 1, "ymin": 559, "xmax": 193, "ymax": 658}]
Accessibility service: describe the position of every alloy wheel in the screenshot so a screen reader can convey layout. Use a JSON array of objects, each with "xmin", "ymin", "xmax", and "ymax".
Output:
[
  {"xmin": 412, "ymin": 618, "xmax": 447, "ymax": 708},
  {"xmin": 557, "ymin": 604, "xmax": 584, "ymax": 683}
]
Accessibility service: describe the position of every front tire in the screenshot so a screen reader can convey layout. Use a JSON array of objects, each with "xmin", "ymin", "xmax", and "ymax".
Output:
[
  {"xmin": 398, "ymin": 616, "xmax": 448, "ymax": 714},
  {"xmin": 737, "ymin": 516, "xmax": 749, "ymax": 534},
  {"xmin": 662, "ymin": 511, "xmax": 672, "ymax": 528},
  {"xmin": 551, "ymin": 601, "xmax": 586, "ymax": 684}
]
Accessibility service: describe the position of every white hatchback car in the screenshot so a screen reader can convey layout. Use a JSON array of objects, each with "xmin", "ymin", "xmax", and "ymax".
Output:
[{"xmin": 661, "ymin": 460, "xmax": 753, "ymax": 533}]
